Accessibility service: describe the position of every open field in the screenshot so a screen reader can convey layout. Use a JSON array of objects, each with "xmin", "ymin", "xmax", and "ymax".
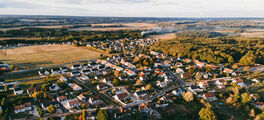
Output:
[
  {"xmin": 0, "ymin": 44, "xmax": 100, "ymax": 68},
  {"xmin": 69, "ymin": 23, "xmax": 157, "ymax": 31},
  {"xmin": 149, "ymin": 33, "xmax": 176, "ymax": 40},
  {"xmin": 0, "ymin": 25, "xmax": 64, "ymax": 31}
]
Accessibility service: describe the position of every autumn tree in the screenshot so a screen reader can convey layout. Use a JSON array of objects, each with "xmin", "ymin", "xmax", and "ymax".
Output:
[
  {"xmin": 249, "ymin": 108, "xmax": 255, "ymax": 118},
  {"xmin": 199, "ymin": 107, "xmax": 216, "ymax": 120},
  {"xmin": 241, "ymin": 92, "xmax": 252, "ymax": 104},
  {"xmin": 182, "ymin": 91, "xmax": 194, "ymax": 102},
  {"xmin": 113, "ymin": 78, "xmax": 120, "ymax": 86},
  {"xmin": 47, "ymin": 105, "xmax": 55, "ymax": 114},
  {"xmin": 97, "ymin": 109, "xmax": 108, "ymax": 120},
  {"xmin": 255, "ymin": 113, "xmax": 264, "ymax": 120},
  {"xmin": 146, "ymin": 84, "xmax": 152, "ymax": 90},
  {"xmin": 82, "ymin": 109, "xmax": 86, "ymax": 120}
]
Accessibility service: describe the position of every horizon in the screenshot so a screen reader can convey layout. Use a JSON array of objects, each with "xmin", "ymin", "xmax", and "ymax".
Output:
[{"xmin": 1, "ymin": 0, "xmax": 264, "ymax": 17}]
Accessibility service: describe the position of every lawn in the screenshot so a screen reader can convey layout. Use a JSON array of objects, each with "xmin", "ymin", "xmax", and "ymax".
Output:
[
  {"xmin": 0, "ymin": 44, "xmax": 100, "ymax": 69},
  {"xmin": 4, "ymin": 71, "xmax": 39, "ymax": 82}
]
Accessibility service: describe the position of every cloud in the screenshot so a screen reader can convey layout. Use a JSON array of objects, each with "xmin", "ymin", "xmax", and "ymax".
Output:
[{"xmin": 0, "ymin": 0, "xmax": 264, "ymax": 17}]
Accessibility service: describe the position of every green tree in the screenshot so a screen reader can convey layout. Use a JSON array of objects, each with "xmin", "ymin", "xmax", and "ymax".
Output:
[
  {"xmin": 199, "ymin": 107, "xmax": 216, "ymax": 120},
  {"xmin": 97, "ymin": 109, "xmax": 108, "ymax": 120},
  {"xmin": 241, "ymin": 92, "xmax": 252, "ymax": 104}
]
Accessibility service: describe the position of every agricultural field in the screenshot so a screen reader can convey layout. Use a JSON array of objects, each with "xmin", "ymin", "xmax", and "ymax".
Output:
[
  {"xmin": 0, "ymin": 44, "xmax": 100, "ymax": 69},
  {"xmin": 69, "ymin": 23, "xmax": 157, "ymax": 31}
]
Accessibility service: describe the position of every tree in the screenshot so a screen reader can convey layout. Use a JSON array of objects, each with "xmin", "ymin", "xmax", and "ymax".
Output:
[
  {"xmin": 47, "ymin": 105, "xmax": 55, "ymax": 114},
  {"xmin": 10, "ymin": 64, "xmax": 14, "ymax": 70},
  {"xmin": 97, "ymin": 109, "xmax": 108, "ymax": 120},
  {"xmin": 113, "ymin": 78, "xmax": 120, "ymax": 86},
  {"xmin": 249, "ymin": 108, "xmax": 255, "ymax": 118},
  {"xmin": 239, "ymin": 54, "xmax": 255, "ymax": 66},
  {"xmin": 37, "ymin": 106, "xmax": 43, "ymax": 116},
  {"xmin": 146, "ymin": 84, "xmax": 152, "ymax": 90},
  {"xmin": 199, "ymin": 107, "xmax": 216, "ymax": 120},
  {"xmin": 182, "ymin": 91, "xmax": 194, "ymax": 102},
  {"xmin": 232, "ymin": 64, "xmax": 238, "ymax": 69},
  {"xmin": 136, "ymin": 79, "xmax": 142, "ymax": 85},
  {"xmin": 82, "ymin": 109, "xmax": 86, "ymax": 120},
  {"xmin": 4, "ymin": 84, "xmax": 8, "ymax": 92},
  {"xmin": 195, "ymin": 72, "xmax": 203, "ymax": 80},
  {"xmin": 114, "ymin": 70, "xmax": 120, "ymax": 77},
  {"xmin": 228, "ymin": 56, "xmax": 234, "ymax": 64},
  {"xmin": 241, "ymin": 92, "xmax": 252, "ymax": 104},
  {"xmin": 255, "ymin": 113, "xmax": 264, "ymax": 120}
]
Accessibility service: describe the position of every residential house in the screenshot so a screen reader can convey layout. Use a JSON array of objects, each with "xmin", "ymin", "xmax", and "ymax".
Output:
[
  {"xmin": 68, "ymin": 83, "xmax": 82, "ymax": 91},
  {"xmin": 114, "ymin": 92, "xmax": 128, "ymax": 104},
  {"xmin": 202, "ymin": 92, "xmax": 218, "ymax": 101},
  {"xmin": 251, "ymin": 94, "xmax": 260, "ymax": 101},
  {"xmin": 254, "ymin": 102, "xmax": 264, "ymax": 109},
  {"xmin": 67, "ymin": 99, "xmax": 80, "ymax": 108},
  {"xmin": 81, "ymin": 69, "xmax": 90, "ymax": 75},
  {"xmin": 199, "ymin": 81, "xmax": 209, "ymax": 89},
  {"xmin": 71, "ymin": 64, "xmax": 82, "ymax": 70},
  {"xmin": 194, "ymin": 60, "xmax": 206, "ymax": 68},
  {"xmin": 77, "ymin": 94, "xmax": 86, "ymax": 101},
  {"xmin": 176, "ymin": 68, "xmax": 184, "ymax": 74},
  {"xmin": 124, "ymin": 69, "xmax": 136, "ymax": 76},
  {"xmin": 188, "ymin": 86, "xmax": 203, "ymax": 93},
  {"xmin": 71, "ymin": 71, "xmax": 81, "ymax": 76},
  {"xmin": 57, "ymin": 96, "xmax": 67, "ymax": 102},
  {"xmin": 51, "ymin": 68, "xmax": 61, "ymax": 74},
  {"xmin": 232, "ymin": 78, "xmax": 246, "ymax": 87},
  {"xmin": 14, "ymin": 105, "xmax": 25, "ymax": 114},
  {"xmin": 60, "ymin": 67, "xmax": 68, "ymax": 72},
  {"xmin": 96, "ymin": 84, "xmax": 108, "ymax": 91},
  {"xmin": 223, "ymin": 68, "xmax": 233, "ymax": 74},
  {"xmin": 49, "ymin": 83, "xmax": 60, "ymax": 91},
  {"xmin": 116, "ymin": 67, "xmax": 124, "ymax": 71},
  {"xmin": 215, "ymin": 79, "xmax": 226, "ymax": 89},
  {"xmin": 88, "ymin": 96, "xmax": 102, "ymax": 105},
  {"xmin": 134, "ymin": 90, "xmax": 148, "ymax": 100},
  {"xmin": 41, "ymin": 101, "xmax": 60, "ymax": 110},
  {"xmin": 59, "ymin": 76, "xmax": 68, "ymax": 82},
  {"xmin": 13, "ymin": 86, "xmax": 23, "ymax": 95}
]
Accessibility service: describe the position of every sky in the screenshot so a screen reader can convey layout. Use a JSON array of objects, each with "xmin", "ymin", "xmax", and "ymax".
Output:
[{"xmin": 0, "ymin": 0, "xmax": 264, "ymax": 17}]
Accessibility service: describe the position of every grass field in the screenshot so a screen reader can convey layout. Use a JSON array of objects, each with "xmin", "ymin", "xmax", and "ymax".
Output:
[{"xmin": 0, "ymin": 44, "xmax": 100, "ymax": 69}]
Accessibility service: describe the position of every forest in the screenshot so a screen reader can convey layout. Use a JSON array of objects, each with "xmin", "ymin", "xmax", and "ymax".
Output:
[
  {"xmin": 0, "ymin": 29, "xmax": 142, "ymax": 45},
  {"xmin": 150, "ymin": 35, "xmax": 264, "ymax": 66}
]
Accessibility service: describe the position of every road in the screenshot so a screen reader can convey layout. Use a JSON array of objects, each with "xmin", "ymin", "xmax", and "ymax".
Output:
[{"xmin": 162, "ymin": 66, "xmax": 186, "ymax": 86}]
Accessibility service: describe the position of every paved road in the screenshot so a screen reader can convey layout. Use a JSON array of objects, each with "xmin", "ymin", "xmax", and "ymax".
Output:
[{"xmin": 162, "ymin": 66, "xmax": 186, "ymax": 86}]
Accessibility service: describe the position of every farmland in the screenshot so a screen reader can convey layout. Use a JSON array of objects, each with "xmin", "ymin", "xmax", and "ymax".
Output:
[{"xmin": 0, "ymin": 44, "xmax": 100, "ymax": 69}]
